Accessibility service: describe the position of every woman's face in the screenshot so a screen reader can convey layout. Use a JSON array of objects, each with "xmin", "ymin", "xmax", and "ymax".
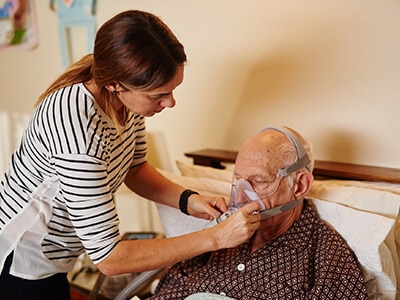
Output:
[{"xmin": 115, "ymin": 66, "xmax": 184, "ymax": 117}]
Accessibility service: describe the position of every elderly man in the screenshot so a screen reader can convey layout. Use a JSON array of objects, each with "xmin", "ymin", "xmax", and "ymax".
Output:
[{"xmin": 149, "ymin": 126, "xmax": 368, "ymax": 300}]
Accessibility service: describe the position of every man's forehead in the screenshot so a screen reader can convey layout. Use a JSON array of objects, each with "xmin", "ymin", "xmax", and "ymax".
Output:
[
  {"xmin": 236, "ymin": 148, "xmax": 280, "ymax": 175},
  {"xmin": 240, "ymin": 131, "xmax": 285, "ymax": 156},
  {"xmin": 236, "ymin": 131, "xmax": 286, "ymax": 172}
]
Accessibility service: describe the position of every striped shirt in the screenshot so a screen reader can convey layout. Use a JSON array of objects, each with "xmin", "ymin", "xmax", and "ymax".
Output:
[{"xmin": 0, "ymin": 83, "xmax": 147, "ymax": 279}]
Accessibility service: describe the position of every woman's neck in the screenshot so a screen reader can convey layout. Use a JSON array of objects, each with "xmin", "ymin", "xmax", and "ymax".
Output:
[
  {"xmin": 84, "ymin": 80, "xmax": 100, "ymax": 100},
  {"xmin": 84, "ymin": 81, "xmax": 128, "ymax": 125}
]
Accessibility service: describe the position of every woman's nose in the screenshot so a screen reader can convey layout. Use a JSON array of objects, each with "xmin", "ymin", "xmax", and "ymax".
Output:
[{"xmin": 160, "ymin": 94, "xmax": 176, "ymax": 108}]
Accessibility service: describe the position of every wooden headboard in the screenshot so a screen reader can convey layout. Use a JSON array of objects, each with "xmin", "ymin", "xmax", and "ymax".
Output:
[{"xmin": 185, "ymin": 149, "xmax": 400, "ymax": 184}]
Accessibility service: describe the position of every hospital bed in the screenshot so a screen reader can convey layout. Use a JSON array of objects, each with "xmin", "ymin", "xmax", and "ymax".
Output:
[{"xmin": 107, "ymin": 149, "xmax": 400, "ymax": 299}]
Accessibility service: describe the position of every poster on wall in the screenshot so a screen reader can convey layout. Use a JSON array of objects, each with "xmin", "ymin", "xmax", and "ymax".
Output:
[{"xmin": 0, "ymin": 0, "xmax": 38, "ymax": 50}]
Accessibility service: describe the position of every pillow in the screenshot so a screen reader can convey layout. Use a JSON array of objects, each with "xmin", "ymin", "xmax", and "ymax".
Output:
[
  {"xmin": 156, "ymin": 168, "xmax": 231, "ymax": 237},
  {"xmin": 155, "ymin": 203, "xmax": 210, "ymax": 238},
  {"xmin": 309, "ymin": 181, "xmax": 400, "ymax": 254},
  {"xmin": 309, "ymin": 180, "xmax": 400, "ymax": 218},
  {"xmin": 176, "ymin": 161, "xmax": 233, "ymax": 183},
  {"xmin": 312, "ymin": 179, "xmax": 400, "ymax": 195},
  {"xmin": 160, "ymin": 168, "xmax": 231, "ymax": 200},
  {"xmin": 311, "ymin": 198, "xmax": 397, "ymax": 299}
]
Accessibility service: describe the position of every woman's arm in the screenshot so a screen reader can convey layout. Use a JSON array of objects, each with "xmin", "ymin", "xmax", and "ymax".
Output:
[
  {"xmin": 95, "ymin": 162, "xmax": 261, "ymax": 275},
  {"xmin": 124, "ymin": 162, "xmax": 187, "ymax": 208},
  {"xmin": 124, "ymin": 162, "xmax": 227, "ymax": 219},
  {"xmin": 96, "ymin": 201, "xmax": 261, "ymax": 275}
]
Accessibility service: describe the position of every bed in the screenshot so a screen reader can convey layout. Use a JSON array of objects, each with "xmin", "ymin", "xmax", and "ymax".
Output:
[{"xmin": 117, "ymin": 149, "xmax": 400, "ymax": 299}]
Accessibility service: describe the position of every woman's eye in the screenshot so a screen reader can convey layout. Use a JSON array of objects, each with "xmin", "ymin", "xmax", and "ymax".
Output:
[
  {"xmin": 149, "ymin": 95, "xmax": 162, "ymax": 100},
  {"xmin": 148, "ymin": 93, "xmax": 171, "ymax": 100}
]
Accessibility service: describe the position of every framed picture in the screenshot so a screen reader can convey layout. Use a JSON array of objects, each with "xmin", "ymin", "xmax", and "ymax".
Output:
[{"xmin": 0, "ymin": 0, "xmax": 38, "ymax": 50}]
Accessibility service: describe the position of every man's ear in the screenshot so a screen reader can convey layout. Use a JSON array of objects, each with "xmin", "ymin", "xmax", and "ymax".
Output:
[{"xmin": 293, "ymin": 172, "xmax": 314, "ymax": 199}]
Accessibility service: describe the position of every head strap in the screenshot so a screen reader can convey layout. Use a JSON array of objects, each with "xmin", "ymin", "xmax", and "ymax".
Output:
[{"xmin": 261, "ymin": 126, "xmax": 312, "ymax": 174}]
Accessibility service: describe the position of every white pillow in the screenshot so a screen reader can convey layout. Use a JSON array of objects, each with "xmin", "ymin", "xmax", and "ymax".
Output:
[
  {"xmin": 176, "ymin": 161, "xmax": 233, "ymax": 183},
  {"xmin": 157, "ymin": 168, "xmax": 231, "ymax": 237},
  {"xmin": 309, "ymin": 181, "xmax": 400, "ymax": 254},
  {"xmin": 312, "ymin": 179, "xmax": 400, "ymax": 195},
  {"xmin": 160, "ymin": 168, "xmax": 231, "ymax": 200},
  {"xmin": 311, "ymin": 198, "xmax": 397, "ymax": 299},
  {"xmin": 310, "ymin": 180, "xmax": 400, "ymax": 218}
]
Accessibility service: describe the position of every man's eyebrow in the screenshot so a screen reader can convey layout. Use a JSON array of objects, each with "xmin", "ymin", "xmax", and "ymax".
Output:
[{"xmin": 234, "ymin": 172, "xmax": 275, "ymax": 180}]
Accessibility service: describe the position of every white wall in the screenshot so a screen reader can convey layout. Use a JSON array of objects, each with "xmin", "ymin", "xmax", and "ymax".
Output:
[{"xmin": 1, "ymin": 0, "xmax": 400, "ymax": 171}]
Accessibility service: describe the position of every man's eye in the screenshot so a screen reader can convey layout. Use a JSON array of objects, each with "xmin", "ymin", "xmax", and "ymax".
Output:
[
  {"xmin": 254, "ymin": 178, "xmax": 274, "ymax": 184},
  {"xmin": 252, "ymin": 179, "xmax": 274, "ymax": 188},
  {"xmin": 251, "ymin": 180, "xmax": 268, "ymax": 188}
]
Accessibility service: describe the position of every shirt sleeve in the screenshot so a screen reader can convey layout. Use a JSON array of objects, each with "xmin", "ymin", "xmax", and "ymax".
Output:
[{"xmin": 52, "ymin": 153, "xmax": 120, "ymax": 263}]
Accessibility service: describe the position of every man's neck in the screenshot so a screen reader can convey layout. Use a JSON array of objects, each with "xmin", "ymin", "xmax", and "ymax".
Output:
[{"xmin": 250, "ymin": 204, "xmax": 303, "ymax": 253}]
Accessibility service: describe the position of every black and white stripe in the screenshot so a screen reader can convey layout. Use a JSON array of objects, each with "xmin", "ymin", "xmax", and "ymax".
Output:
[{"xmin": 0, "ymin": 83, "xmax": 147, "ymax": 264}]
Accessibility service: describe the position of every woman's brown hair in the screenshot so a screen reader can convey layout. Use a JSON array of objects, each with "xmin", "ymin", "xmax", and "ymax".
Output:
[{"xmin": 36, "ymin": 10, "xmax": 186, "ymax": 123}]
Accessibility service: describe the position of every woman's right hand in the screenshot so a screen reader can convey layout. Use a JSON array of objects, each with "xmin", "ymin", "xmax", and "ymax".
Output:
[{"xmin": 208, "ymin": 201, "xmax": 261, "ymax": 249}]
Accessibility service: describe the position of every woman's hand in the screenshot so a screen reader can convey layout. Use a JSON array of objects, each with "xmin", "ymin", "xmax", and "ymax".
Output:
[
  {"xmin": 186, "ymin": 194, "xmax": 228, "ymax": 220},
  {"xmin": 208, "ymin": 202, "xmax": 261, "ymax": 249}
]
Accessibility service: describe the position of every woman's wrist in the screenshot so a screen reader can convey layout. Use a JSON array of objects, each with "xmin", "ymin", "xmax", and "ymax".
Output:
[{"xmin": 179, "ymin": 189, "xmax": 199, "ymax": 215}]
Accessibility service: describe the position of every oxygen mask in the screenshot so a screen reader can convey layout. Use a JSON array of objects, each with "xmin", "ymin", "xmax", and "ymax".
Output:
[
  {"xmin": 204, "ymin": 178, "xmax": 265, "ymax": 228},
  {"xmin": 204, "ymin": 126, "xmax": 311, "ymax": 228}
]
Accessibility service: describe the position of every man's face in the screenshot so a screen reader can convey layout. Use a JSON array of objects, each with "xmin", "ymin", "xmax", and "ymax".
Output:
[{"xmin": 233, "ymin": 132, "xmax": 297, "ymax": 229}]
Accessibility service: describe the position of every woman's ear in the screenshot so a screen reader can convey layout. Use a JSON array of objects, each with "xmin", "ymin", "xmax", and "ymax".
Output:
[
  {"xmin": 105, "ymin": 81, "xmax": 120, "ymax": 94},
  {"xmin": 293, "ymin": 172, "xmax": 314, "ymax": 199}
]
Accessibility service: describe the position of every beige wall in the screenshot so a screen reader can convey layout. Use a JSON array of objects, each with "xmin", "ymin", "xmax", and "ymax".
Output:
[{"xmin": 1, "ymin": 0, "xmax": 400, "ymax": 174}]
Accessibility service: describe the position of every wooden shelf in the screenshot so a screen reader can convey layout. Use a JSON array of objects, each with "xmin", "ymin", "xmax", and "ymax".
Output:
[
  {"xmin": 185, "ymin": 149, "xmax": 400, "ymax": 184},
  {"xmin": 313, "ymin": 160, "xmax": 400, "ymax": 184},
  {"xmin": 185, "ymin": 149, "xmax": 237, "ymax": 169}
]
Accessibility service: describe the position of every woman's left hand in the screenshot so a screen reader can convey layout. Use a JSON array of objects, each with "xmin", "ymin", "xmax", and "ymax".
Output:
[{"xmin": 186, "ymin": 194, "xmax": 228, "ymax": 220}]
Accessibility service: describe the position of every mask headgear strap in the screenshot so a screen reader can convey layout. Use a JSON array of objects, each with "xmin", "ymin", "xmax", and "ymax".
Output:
[{"xmin": 261, "ymin": 126, "xmax": 312, "ymax": 175}]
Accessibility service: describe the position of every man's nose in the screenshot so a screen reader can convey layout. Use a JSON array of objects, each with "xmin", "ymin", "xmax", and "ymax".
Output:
[{"xmin": 235, "ymin": 191, "xmax": 251, "ymax": 206}]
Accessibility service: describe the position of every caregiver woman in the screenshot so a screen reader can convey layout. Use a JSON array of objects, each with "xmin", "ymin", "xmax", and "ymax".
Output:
[{"xmin": 0, "ymin": 10, "xmax": 261, "ymax": 300}]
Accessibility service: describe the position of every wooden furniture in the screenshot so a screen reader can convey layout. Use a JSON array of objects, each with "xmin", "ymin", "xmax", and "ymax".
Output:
[
  {"xmin": 185, "ymin": 149, "xmax": 237, "ymax": 169},
  {"xmin": 68, "ymin": 264, "xmax": 109, "ymax": 300},
  {"xmin": 185, "ymin": 148, "xmax": 400, "ymax": 183}
]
